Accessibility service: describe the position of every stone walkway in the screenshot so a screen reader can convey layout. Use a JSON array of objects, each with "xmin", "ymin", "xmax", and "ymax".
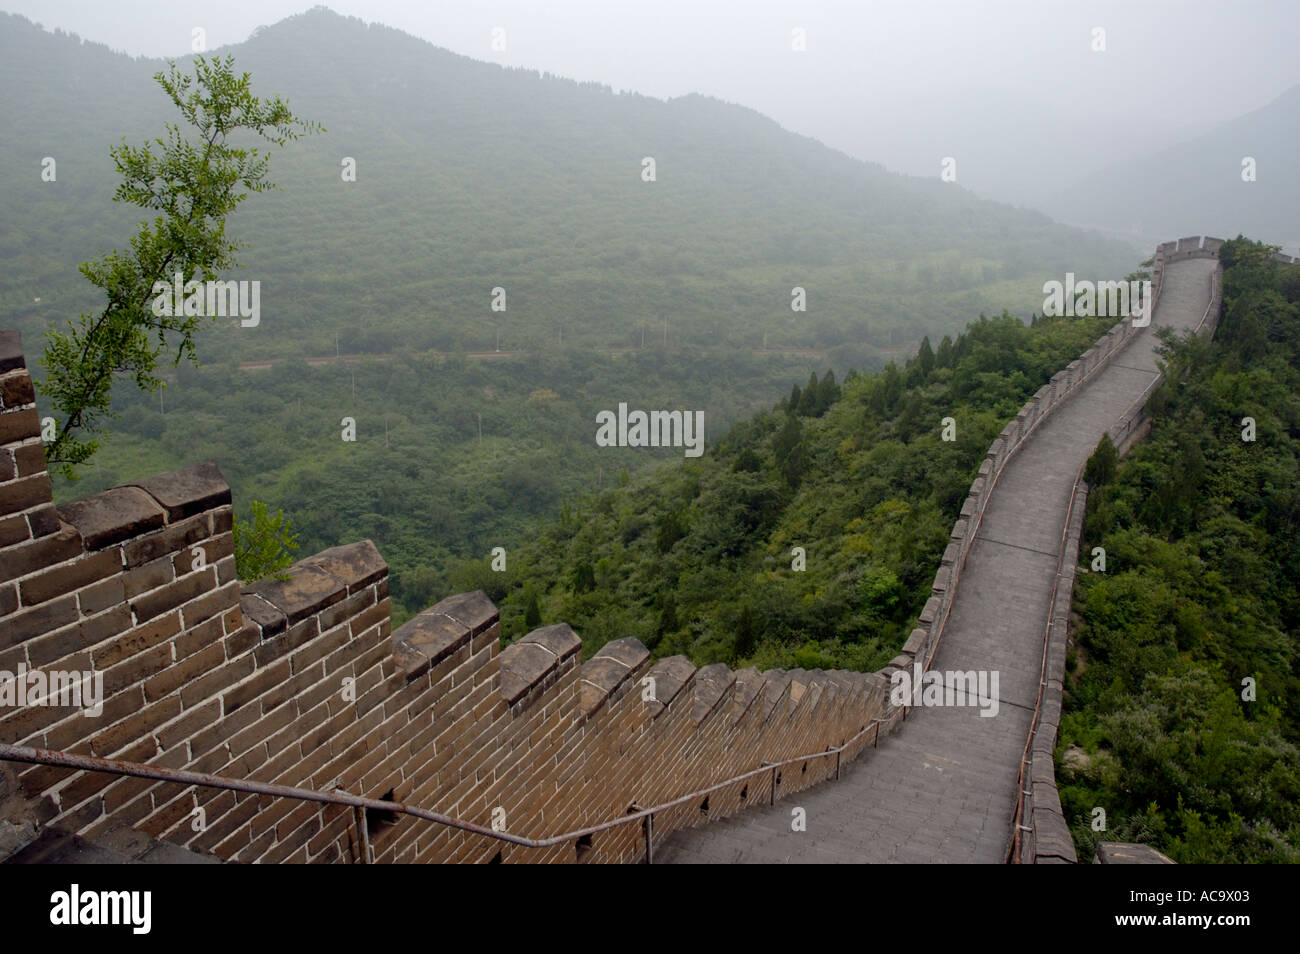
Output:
[{"xmin": 659, "ymin": 257, "xmax": 1218, "ymax": 863}]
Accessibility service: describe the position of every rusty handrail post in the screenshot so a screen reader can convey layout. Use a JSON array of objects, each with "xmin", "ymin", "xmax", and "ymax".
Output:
[
  {"xmin": 353, "ymin": 805, "xmax": 369, "ymax": 868},
  {"xmin": 643, "ymin": 811, "xmax": 654, "ymax": 865}
]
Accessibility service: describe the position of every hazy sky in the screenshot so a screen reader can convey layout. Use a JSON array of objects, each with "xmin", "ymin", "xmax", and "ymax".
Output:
[{"xmin": 5, "ymin": 0, "xmax": 1298, "ymax": 203}]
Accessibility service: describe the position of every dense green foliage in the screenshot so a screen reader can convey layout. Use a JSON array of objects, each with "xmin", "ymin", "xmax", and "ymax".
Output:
[
  {"xmin": 233, "ymin": 499, "xmax": 300, "ymax": 583},
  {"xmin": 489, "ymin": 314, "xmax": 1111, "ymax": 670},
  {"xmin": 1059, "ymin": 238, "xmax": 1300, "ymax": 863}
]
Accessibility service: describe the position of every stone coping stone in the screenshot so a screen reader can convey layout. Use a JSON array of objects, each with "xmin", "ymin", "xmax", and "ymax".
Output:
[
  {"xmin": 518, "ymin": 623, "xmax": 580, "ymax": 661},
  {"xmin": 394, "ymin": 610, "xmax": 471, "ymax": 673},
  {"xmin": 240, "ymin": 593, "xmax": 286, "ymax": 638},
  {"xmin": 645, "ymin": 655, "xmax": 695, "ymax": 714},
  {"xmin": 427, "ymin": 590, "xmax": 496, "ymax": 636},
  {"xmin": 499, "ymin": 642, "xmax": 558, "ymax": 705},
  {"xmin": 595, "ymin": 636, "xmax": 649, "ymax": 670},
  {"xmin": 579, "ymin": 656, "xmax": 632, "ymax": 698},
  {"xmin": 57, "ymin": 487, "xmax": 165, "ymax": 550},
  {"xmin": 692, "ymin": 663, "xmax": 735, "ymax": 723},
  {"xmin": 300, "ymin": 540, "xmax": 386, "ymax": 593},
  {"xmin": 129, "ymin": 461, "xmax": 231, "ymax": 522},
  {"xmin": 245, "ymin": 563, "xmax": 344, "ymax": 627}
]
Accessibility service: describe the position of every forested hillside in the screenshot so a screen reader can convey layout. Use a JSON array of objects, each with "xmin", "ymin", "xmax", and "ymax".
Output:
[
  {"xmin": 487, "ymin": 311, "xmax": 1113, "ymax": 670},
  {"xmin": 1059, "ymin": 238, "xmax": 1300, "ymax": 863}
]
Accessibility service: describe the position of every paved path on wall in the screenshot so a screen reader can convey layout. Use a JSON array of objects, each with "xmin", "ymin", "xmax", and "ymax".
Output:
[{"xmin": 659, "ymin": 257, "xmax": 1219, "ymax": 864}]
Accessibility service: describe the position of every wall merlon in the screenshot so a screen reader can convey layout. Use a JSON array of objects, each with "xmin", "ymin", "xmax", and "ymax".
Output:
[
  {"xmin": 901, "ymin": 628, "xmax": 927, "ymax": 659},
  {"xmin": 499, "ymin": 640, "xmax": 561, "ymax": 706},
  {"xmin": 644, "ymin": 655, "xmax": 695, "ymax": 716},
  {"xmin": 578, "ymin": 644, "xmax": 642, "ymax": 717},
  {"xmin": 393, "ymin": 608, "xmax": 475, "ymax": 682},
  {"xmin": 760, "ymin": 670, "xmax": 792, "ymax": 719},
  {"xmin": 691, "ymin": 663, "xmax": 735, "ymax": 724}
]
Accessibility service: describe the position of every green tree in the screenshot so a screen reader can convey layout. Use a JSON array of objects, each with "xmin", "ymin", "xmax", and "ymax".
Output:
[
  {"xmin": 797, "ymin": 372, "xmax": 819, "ymax": 415},
  {"xmin": 936, "ymin": 334, "xmax": 955, "ymax": 368},
  {"xmin": 917, "ymin": 335, "xmax": 935, "ymax": 377},
  {"xmin": 655, "ymin": 509, "xmax": 687, "ymax": 554},
  {"xmin": 233, "ymin": 499, "xmax": 300, "ymax": 583},
  {"xmin": 39, "ymin": 55, "xmax": 321, "ymax": 478},
  {"xmin": 815, "ymin": 369, "xmax": 840, "ymax": 415},
  {"xmin": 523, "ymin": 586, "xmax": 542, "ymax": 628},
  {"xmin": 735, "ymin": 603, "xmax": 756, "ymax": 658},
  {"xmin": 570, "ymin": 560, "xmax": 597, "ymax": 594},
  {"xmin": 657, "ymin": 594, "xmax": 679, "ymax": 636},
  {"xmin": 773, "ymin": 413, "xmax": 805, "ymax": 488},
  {"xmin": 1084, "ymin": 432, "xmax": 1119, "ymax": 487}
]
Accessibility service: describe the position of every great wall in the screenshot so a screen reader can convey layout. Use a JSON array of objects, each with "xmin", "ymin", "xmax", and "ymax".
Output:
[{"xmin": 0, "ymin": 237, "xmax": 1278, "ymax": 863}]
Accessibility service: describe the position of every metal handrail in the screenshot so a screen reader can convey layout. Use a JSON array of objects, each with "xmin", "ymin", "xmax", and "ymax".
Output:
[{"xmin": 0, "ymin": 713, "xmax": 885, "ymax": 863}]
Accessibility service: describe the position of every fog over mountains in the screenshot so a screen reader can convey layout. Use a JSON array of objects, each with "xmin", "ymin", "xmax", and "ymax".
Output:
[
  {"xmin": 2, "ymin": 7, "xmax": 1138, "ymax": 370},
  {"xmin": 1041, "ymin": 83, "xmax": 1300, "ymax": 253}
]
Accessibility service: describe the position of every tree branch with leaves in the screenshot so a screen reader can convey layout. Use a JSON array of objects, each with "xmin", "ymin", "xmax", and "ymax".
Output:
[{"xmin": 39, "ymin": 55, "xmax": 322, "ymax": 479}]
